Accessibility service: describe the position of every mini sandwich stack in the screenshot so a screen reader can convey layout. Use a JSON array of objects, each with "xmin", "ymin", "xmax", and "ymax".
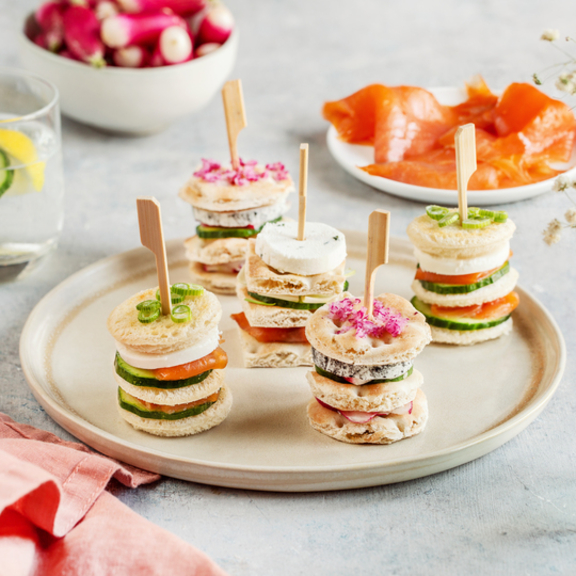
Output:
[
  {"xmin": 107, "ymin": 284, "xmax": 232, "ymax": 437},
  {"xmin": 179, "ymin": 159, "xmax": 294, "ymax": 294},
  {"xmin": 305, "ymin": 292, "xmax": 432, "ymax": 444},
  {"xmin": 408, "ymin": 206, "xmax": 519, "ymax": 345},
  {"xmin": 232, "ymin": 220, "xmax": 348, "ymax": 368}
]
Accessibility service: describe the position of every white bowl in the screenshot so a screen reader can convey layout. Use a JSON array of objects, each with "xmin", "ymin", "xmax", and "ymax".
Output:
[{"xmin": 18, "ymin": 27, "xmax": 238, "ymax": 135}]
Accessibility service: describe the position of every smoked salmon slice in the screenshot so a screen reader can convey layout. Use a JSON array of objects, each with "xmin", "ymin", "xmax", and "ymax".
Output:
[{"xmin": 324, "ymin": 78, "xmax": 576, "ymax": 190}]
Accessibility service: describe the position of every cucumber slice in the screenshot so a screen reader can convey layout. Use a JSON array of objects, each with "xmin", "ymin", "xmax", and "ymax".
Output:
[
  {"xmin": 115, "ymin": 353, "xmax": 212, "ymax": 389},
  {"xmin": 196, "ymin": 216, "xmax": 282, "ymax": 239},
  {"xmin": 118, "ymin": 387, "xmax": 216, "ymax": 420},
  {"xmin": 418, "ymin": 262, "xmax": 510, "ymax": 295},
  {"xmin": 247, "ymin": 291, "xmax": 324, "ymax": 310},
  {"xmin": 411, "ymin": 296, "xmax": 511, "ymax": 331},
  {"xmin": 0, "ymin": 148, "xmax": 14, "ymax": 199},
  {"xmin": 315, "ymin": 365, "xmax": 414, "ymax": 385}
]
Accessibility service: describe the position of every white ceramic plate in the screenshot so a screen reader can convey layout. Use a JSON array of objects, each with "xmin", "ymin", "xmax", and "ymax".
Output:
[
  {"xmin": 20, "ymin": 233, "xmax": 565, "ymax": 492},
  {"xmin": 326, "ymin": 87, "xmax": 576, "ymax": 205}
]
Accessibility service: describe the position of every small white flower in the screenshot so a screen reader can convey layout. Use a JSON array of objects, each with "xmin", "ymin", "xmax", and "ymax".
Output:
[
  {"xmin": 541, "ymin": 29, "xmax": 560, "ymax": 41},
  {"xmin": 543, "ymin": 220, "xmax": 563, "ymax": 245},
  {"xmin": 552, "ymin": 175, "xmax": 571, "ymax": 192},
  {"xmin": 565, "ymin": 208, "xmax": 576, "ymax": 224}
]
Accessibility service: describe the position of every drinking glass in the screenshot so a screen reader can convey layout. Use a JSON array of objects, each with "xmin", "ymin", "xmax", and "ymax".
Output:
[{"xmin": 0, "ymin": 67, "xmax": 64, "ymax": 281}]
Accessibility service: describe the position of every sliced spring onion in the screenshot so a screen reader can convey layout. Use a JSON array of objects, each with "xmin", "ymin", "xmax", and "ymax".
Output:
[
  {"xmin": 138, "ymin": 306, "xmax": 161, "ymax": 323},
  {"xmin": 467, "ymin": 207, "xmax": 481, "ymax": 217},
  {"xmin": 462, "ymin": 217, "xmax": 492, "ymax": 229},
  {"xmin": 136, "ymin": 300, "xmax": 161, "ymax": 312},
  {"xmin": 171, "ymin": 283, "xmax": 205, "ymax": 297},
  {"xmin": 171, "ymin": 304, "xmax": 192, "ymax": 323},
  {"xmin": 426, "ymin": 205, "xmax": 449, "ymax": 220},
  {"xmin": 155, "ymin": 289, "xmax": 184, "ymax": 305},
  {"xmin": 493, "ymin": 210, "xmax": 508, "ymax": 223},
  {"xmin": 438, "ymin": 212, "xmax": 460, "ymax": 227},
  {"xmin": 478, "ymin": 209, "xmax": 495, "ymax": 219}
]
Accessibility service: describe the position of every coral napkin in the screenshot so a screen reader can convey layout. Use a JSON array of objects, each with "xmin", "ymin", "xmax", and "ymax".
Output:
[{"xmin": 0, "ymin": 413, "xmax": 228, "ymax": 576}]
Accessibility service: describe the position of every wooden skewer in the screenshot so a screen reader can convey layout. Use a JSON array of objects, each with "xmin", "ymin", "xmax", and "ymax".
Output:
[
  {"xmin": 136, "ymin": 197, "xmax": 171, "ymax": 317},
  {"xmin": 298, "ymin": 143, "xmax": 309, "ymax": 241},
  {"xmin": 364, "ymin": 210, "xmax": 390, "ymax": 318},
  {"xmin": 454, "ymin": 123, "xmax": 477, "ymax": 224},
  {"xmin": 221, "ymin": 79, "xmax": 247, "ymax": 171}
]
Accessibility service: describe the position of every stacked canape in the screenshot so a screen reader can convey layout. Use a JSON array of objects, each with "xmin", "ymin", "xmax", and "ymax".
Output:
[
  {"xmin": 107, "ymin": 283, "xmax": 232, "ymax": 437},
  {"xmin": 408, "ymin": 206, "xmax": 519, "ymax": 345},
  {"xmin": 305, "ymin": 292, "xmax": 432, "ymax": 444},
  {"xmin": 179, "ymin": 159, "xmax": 294, "ymax": 294},
  {"xmin": 232, "ymin": 220, "xmax": 348, "ymax": 368}
]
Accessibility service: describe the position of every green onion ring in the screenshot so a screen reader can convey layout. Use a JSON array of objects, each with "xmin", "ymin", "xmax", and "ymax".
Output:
[
  {"xmin": 426, "ymin": 205, "xmax": 449, "ymax": 220},
  {"xmin": 438, "ymin": 212, "xmax": 460, "ymax": 227},
  {"xmin": 462, "ymin": 217, "xmax": 492, "ymax": 229},
  {"xmin": 493, "ymin": 210, "xmax": 508, "ymax": 223},
  {"xmin": 171, "ymin": 283, "xmax": 205, "ymax": 297},
  {"xmin": 156, "ymin": 289, "xmax": 184, "ymax": 305},
  {"xmin": 136, "ymin": 300, "xmax": 161, "ymax": 312},
  {"xmin": 138, "ymin": 307, "xmax": 161, "ymax": 323},
  {"xmin": 171, "ymin": 304, "xmax": 192, "ymax": 323}
]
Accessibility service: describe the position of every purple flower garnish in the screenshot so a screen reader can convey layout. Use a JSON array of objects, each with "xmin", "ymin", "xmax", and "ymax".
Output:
[{"xmin": 193, "ymin": 158, "xmax": 288, "ymax": 186}]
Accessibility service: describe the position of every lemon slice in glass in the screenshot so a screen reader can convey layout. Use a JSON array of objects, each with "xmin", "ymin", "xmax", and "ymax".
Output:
[{"xmin": 0, "ymin": 129, "xmax": 45, "ymax": 191}]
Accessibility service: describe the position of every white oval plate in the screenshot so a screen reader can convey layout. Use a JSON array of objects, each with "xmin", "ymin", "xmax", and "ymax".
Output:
[
  {"xmin": 326, "ymin": 87, "xmax": 576, "ymax": 206},
  {"xmin": 20, "ymin": 234, "xmax": 565, "ymax": 492}
]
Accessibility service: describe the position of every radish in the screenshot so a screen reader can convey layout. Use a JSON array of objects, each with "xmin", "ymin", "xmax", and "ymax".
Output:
[
  {"xmin": 197, "ymin": 4, "xmax": 233, "ymax": 44},
  {"xmin": 63, "ymin": 5, "xmax": 107, "ymax": 67},
  {"xmin": 59, "ymin": 49, "xmax": 81, "ymax": 60},
  {"xmin": 150, "ymin": 43, "xmax": 164, "ymax": 66},
  {"xmin": 117, "ymin": 0, "xmax": 206, "ymax": 15},
  {"xmin": 112, "ymin": 45, "xmax": 150, "ymax": 67},
  {"xmin": 158, "ymin": 25, "xmax": 193, "ymax": 64},
  {"xmin": 95, "ymin": 1, "xmax": 119, "ymax": 20},
  {"xmin": 35, "ymin": 1, "xmax": 65, "ymax": 52},
  {"xmin": 195, "ymin": 42, "xmax": 220, "ymax": 57},
  {"xmin": 101, "ymin": 12, "xmax": 187, "ymax": 48}
]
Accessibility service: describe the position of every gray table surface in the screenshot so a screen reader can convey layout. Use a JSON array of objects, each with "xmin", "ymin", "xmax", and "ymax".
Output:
[{"xmin": 2, "ymin": 1, "xmax": 576, "ymax": 574}]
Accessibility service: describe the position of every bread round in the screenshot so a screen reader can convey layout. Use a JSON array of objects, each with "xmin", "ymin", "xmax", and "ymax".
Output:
[
  {"xmin": 307, "ymin": 388, "xmax": 428, "ymax": 444},
  {"xmin": 184, "ymin": 235, "xmax": 248, "ymax": 266},
  {"xmin": 189, "ymin": 262, "xmax": 237, "ymax": 295},
  {"xmin": 107, "ymin": 287, "xmax": 221, "ymax": 355},
  {"xmin": 431, "ymin": 317, "xmax": 513, "ymax": 345},
  {"xmin": 407, "ymin": 213, "xmax": 516, "ymax": 258},
  {"xmin": 115, "ymin": 368, "xmax": 224, "ymax": 406},
  {"xmin": 118, "ymin": 383, "xmax": 232, "ymax": 437},
  {"xmin": 412, "ymin": 267, "xmax": 519, "ymax": 307},
  {"xmin": 307, "ymin": 369, "xmax": 422, "ymax": 413},
  {"xmin": 306, "ymin": 292, "xmax": 431, "ymax": 366},
  {"xmin": 179, "ymin": 174, "xmax": 294, "ymax": 212}
]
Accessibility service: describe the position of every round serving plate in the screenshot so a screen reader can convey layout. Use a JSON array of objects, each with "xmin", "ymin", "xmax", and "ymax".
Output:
[
  {"xmin": 20, "ymin": 233, "xmax": 565, "ymax": 492},
  {"xmin": 326, "ymin": 87, "xmax": 576, "ymax": 206}
]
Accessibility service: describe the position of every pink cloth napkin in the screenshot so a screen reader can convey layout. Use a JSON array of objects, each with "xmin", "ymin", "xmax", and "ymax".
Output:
[{"xmin": 0, "ymin": 413, "xmax": 228, "ymax": 576}]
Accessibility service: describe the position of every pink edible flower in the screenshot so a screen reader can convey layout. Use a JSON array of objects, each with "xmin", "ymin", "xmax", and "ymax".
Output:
[
  {"xmin": 193, "ymin": 157, "xmax": 287, "ymax": 187},
  {"xmin": 328, "ymin": 297, "xmax": 409, "ymax": 339}
]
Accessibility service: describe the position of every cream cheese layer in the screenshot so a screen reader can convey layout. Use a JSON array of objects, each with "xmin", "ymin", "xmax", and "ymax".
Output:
[
  {"xmin": 115, "ymin": 327, "xmax": 220, "ymax": 369},
  {"xmin": 414, "ymin": 241, "xmax": 510, "ymax": 275}
]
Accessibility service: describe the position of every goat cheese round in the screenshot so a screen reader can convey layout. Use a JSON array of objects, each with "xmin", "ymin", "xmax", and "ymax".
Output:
[{"xmin": 255, "ymin": 221, "xmax": 346, "ymax": 276}]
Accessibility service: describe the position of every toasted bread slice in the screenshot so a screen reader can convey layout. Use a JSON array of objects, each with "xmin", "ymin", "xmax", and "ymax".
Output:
[
  {"xmin": 189, "ymin": 262, "xmax": 237, "ymax": 295},
  {"xmin": 431, "ymin": 317, "xmax": 513, "ymax": 345}
]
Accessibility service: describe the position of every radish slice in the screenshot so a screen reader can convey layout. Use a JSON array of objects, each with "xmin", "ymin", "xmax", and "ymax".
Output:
[
  {"xmin": 197, "ymin": 4, "xmax": 233, "ymax": 44},
  {"xmin": 63, "ymin": 5, "xmax": 107, "ymax": 67},
  {"xmin": 117, "ymin": 0, "xmax": 206, "ymax": 15},
  {"xmin": 113, "ymin": 45, "xmax": 150, "ymax": 67},
  {"xmin": 101, "ymin": 12, "xmax": 187, "ymax": 48},
  {"xmin": 315, "ymin": 398, "xmax": 413, "ymax": 423},
  {"xmin": 195, "ymin": 42, "xmax": 220, "ymax": 57},
  {"xmin": 158, "ymin": 25, "xmax": 193, "ymax": 64}
]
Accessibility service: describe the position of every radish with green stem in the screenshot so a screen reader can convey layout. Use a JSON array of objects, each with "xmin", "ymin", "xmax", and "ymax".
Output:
[
  {"xmin": 117, "ymin": 0, "xmax": 206, "ymax": 15},
  {"xmin": 101, "ymin": 12, "xmax": 187, "ymax": 48},
  {"xmin": 35, "ymin": 1, "xmax": 65, "ymax": 52},
  {"xmin": 63, "ymin": 5, "xmax": 107, "ymax": 67},
  {"xmin": 197, "ymin": 4, "xmax": 233, "ymax": 44}
]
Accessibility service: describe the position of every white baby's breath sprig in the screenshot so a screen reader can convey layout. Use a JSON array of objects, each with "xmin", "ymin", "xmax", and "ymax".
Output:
[
  {"xmin": 541, "ymin": 29, "xmax": 560, "ymax": 42},
  {"xmin": 543, "ymin": 175, "xmax": 576, "ymax": 245}
]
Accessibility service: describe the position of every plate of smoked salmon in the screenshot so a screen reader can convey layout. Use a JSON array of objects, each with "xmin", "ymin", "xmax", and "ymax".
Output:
[{"xmin": 324, "ymin": 79, "xmax": 576, "ymax": 205}]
